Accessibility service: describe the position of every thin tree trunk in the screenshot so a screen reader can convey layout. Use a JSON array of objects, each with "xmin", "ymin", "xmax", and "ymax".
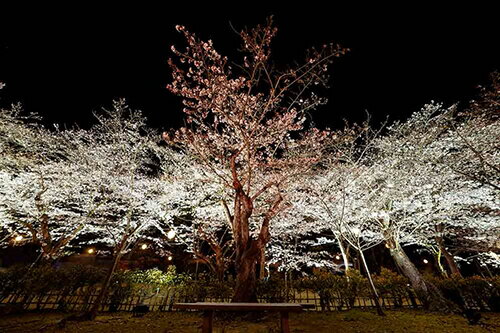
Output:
[
  {"xmin": 435, "ymin": 226, "xmax": 462, "ymax": 277},
  {"xmin": 359, "ymin": 249, "xmax": 385, "ymax": 316},
  {"xmin": 86, "ymin": 237, "xmax": 127, "ymax": 320},
  {"xmin": 259, "ymin": 246, "xmax": 266, "ymax": 280},
  {"xmin": 337, "ymin": 235, "xmax": 350, "ymax": 273},
  {"xmin": 435, "ymin": 248, "xmax": 448, "ymax": 278},
  {"xmin": 208, "ymin": 244, "xmax": 226, "ymax": 283},
  {"xmin": 440, "ymin": 246, "xmax": 462, "ymax": 277},
  {"xmin": 355, "ymin": 252, "xmax": 361, "ymax": 270},
  {"xmin": 87, "ymin": 251, "xmax": 123, "ymax": 319},
  {"xmin": 215, "ymin": 252, "xmax": 225, "ymax": 282}
]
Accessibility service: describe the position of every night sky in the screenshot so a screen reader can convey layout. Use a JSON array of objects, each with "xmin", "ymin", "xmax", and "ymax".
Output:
[{"xmin": 0, "ymin": 5, "xmax": 498, "ymax": 130}]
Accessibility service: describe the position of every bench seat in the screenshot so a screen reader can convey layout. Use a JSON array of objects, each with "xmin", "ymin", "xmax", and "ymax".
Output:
[{"xmin": 173, "ymin": 302, "xmax": 307, "ymax": 333}]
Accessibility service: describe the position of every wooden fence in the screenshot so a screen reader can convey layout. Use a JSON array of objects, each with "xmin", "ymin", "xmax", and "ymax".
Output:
[{"xmin": 0, "ymin": 287, "xmax": 423, "ymax": 312}]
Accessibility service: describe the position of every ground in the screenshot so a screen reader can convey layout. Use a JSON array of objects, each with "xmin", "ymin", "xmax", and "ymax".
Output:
[{"xmin": 0, "ymin": 310, "xmax": 499, "ymax": 332}]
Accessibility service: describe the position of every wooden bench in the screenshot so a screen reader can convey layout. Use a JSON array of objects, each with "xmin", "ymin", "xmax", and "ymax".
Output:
[{"xmin": 173, "ymin": 302, "xmax": 310, "ymax": 333}]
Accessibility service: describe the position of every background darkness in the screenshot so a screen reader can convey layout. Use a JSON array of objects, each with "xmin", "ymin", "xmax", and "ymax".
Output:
[{"xmin": 0, "ymin": 4, "xmax": 498, "ymax": 130}]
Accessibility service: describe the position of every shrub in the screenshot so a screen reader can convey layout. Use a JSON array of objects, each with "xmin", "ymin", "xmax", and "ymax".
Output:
[
  {"xmin": 485, "ymin": 276, "xmax": 500, "ymax": 312},
  {"xmin": 374, "ymin": 268, "xmax": 410, "ymax": 307},
  {"xmin": 126, "ymin": 266, "xmax": 189, "ymax": 287},
  {"xmin": 108, "ymin": 271, "xmax": 134, "ymax": 311},
  {"xmin": 257, "ymin": 275, "xmax": 286, "ymax": 302},
  {"xmin": 0, "ymin": 265, "xmax": 29, "ymax": 298},
  {"xmin": 427, "ymin": 274, "xmax": 500, "ymax": 311},
  {"xmin": 176, "ymin": 273, "xmax": 233, "ymax": 302},
  {"xmin": 296, "ymin": 270, "xmax": 367, "ymax": 310},
  {"xmin": 61, "ymin": 265, "xmax": 106, "ymax": 291}
]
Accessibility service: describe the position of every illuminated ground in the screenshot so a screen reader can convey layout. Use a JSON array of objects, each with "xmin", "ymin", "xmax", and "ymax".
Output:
[{"xmin": 1, "ymin": 310, "xmax": 499, "ymax": 332}]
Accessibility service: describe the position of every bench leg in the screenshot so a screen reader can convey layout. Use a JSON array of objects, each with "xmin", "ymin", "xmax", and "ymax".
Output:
[
  {"xmin": 280, "ymin": 311, "xmax": 290, "ymax": 333},
  {"xmin": 202, "ymin": 310, "xmax": 214, "ymax": 333}
]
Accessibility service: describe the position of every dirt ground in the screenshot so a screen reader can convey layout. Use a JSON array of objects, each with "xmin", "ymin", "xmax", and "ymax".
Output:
[{"xmin": 0, "ymin": 310, "xmax": 499, "ymax": 332}]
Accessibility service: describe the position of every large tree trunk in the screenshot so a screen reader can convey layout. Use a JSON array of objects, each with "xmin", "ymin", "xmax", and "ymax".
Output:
[
  {"xmin": 387, "ymin": 242, "xmax": 457, "ymax": 312},
  {"xmin": 232, "ymin": 253, "xmax": 258, "ymax": 302},
  {"xmin": 228, "ymin": 155, "xmax": 282, "ymax": 303}
]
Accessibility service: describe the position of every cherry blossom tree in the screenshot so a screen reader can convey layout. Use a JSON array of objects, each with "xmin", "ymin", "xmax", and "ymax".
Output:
[
  {"xmin": 0, "ymin": 104, "xmax": 71, "ymax": 172},
  {"xmin": 455, "ymin": 71, "xmax": 499, "ymax": 189},
  {"xmin": 363, "ymin": 116, "xmax": 454, "ymax": 310},
  {"xmin": 366, "ymin": 101, "xmax": 498, "ymax": 310},
  {"xmin": 379, "ymin": 100, "xmax": 499, "ymax": 278},
  {"xmin": 0, "ymin": 164, "xmax": 106, "ymax": 263},
  {"xmin": 1, "ymin": 100, "xmax": 195, "ymax": 319},
  {"xmin": 165, "ymin": 17, "xmax": 347, "ymax": 301},
  {"xmin": 407, "ymin": 182, "xmax": 499, "ymax": 277},
  {"xmin": 0, "ymin": 104, "xmax": 93, "ymax": 261},
  {"xmin": 295, "ymin": 123, "xmax": 387, "ymax": 315},
  {"xmin": 60, "ymin": 101, "xmax": 192, "ymax": 319}
]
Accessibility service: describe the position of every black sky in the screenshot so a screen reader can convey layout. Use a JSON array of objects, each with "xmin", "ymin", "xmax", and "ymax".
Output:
[{"xmin": 0, "ymin": 4, "xmax": 498, "ymax": 130}]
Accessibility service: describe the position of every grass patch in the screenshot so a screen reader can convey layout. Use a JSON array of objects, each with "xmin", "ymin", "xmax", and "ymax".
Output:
[{"xmin": 0, "ymin": 310, "xmax": 499, "ymax": 332}]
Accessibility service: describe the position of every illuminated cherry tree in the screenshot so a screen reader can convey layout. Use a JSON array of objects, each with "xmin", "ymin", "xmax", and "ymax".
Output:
[
  {"xmin": 59, "ymin": 101, "xmax": 194, "ymax": 319},
  {"xmin": 166, "ymin": 18, "xmax": 346, "ymax": 301},
  {"xmin": 364, "ymin": 101, "xmax": 499, "ymax": 310},
  {"xmin": 0, "ymin": 163, "xmax": 106, "ymax": 262},
  {"xmin": 0, "ymin": 101, "xmax": 196, "ymax": 319},
  {"xmin": 292, "ymin": 123, "xmax": 387, "ymax": 315},
  {"xmin": 384, "ymin": 101, "xmax": 499, "ymax": 273},
  {"xmin": 451, "ymin": 72, "xmax": 499, "ymax": 190},
  {"xmin": 0, "ymin": 104, "xmax": 92, "ymax": 260},
  {"xmin": 0, "ymin": 104, "xmax": 72, "ymax": 172}
]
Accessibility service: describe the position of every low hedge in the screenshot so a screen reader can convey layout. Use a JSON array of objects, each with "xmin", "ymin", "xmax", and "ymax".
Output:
[{"xmin": 1, "ymin": 264, "xmax": 498, "ymax": 312}]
